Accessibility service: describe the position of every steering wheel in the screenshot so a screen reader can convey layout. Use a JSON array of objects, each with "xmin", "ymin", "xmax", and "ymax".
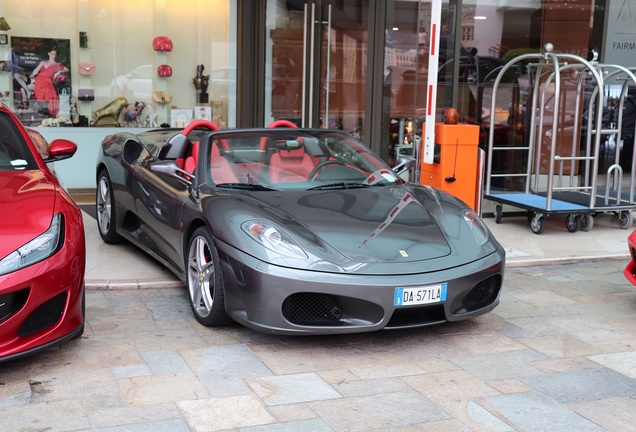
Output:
[
  {"xmin": 182, "ymin": 119, "xmax": 220, "ymax": 136},
  {"xmin": 308, "ymin": 160, "xmax": 348, "ymax": 180}
]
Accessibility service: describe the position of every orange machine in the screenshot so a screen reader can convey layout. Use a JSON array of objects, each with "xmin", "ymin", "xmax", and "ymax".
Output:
[{"xmin": 420, "ymin": 121, "xmax": 480, "ymax": 211}]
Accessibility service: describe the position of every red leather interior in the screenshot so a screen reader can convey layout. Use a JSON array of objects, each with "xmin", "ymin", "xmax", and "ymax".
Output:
[
  {"xmin": 210, "ymin": 143, "xmax": 238, "ymax": 184},
  {"xmin": 184, "ymin": 141, "xmax": 199, "ymax": 174},
  {"xmin": 269, "ymin": 144, "xmax": 315, "ymax": 183}
]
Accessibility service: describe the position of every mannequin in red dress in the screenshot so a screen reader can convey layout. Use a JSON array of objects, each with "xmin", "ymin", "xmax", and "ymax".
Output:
[{"xmin": 31, "ymin": 48, "xmax": 69, "ymax": 117}]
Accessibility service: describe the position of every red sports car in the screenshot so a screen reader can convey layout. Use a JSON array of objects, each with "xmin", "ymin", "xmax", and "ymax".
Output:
[
  {"xmin": 0, "ymin": 105, "xmax": 85, "ymax": 362},
  {"xmin": 624, "ymin": 230, "xmax": 636, "ymax": 285}
]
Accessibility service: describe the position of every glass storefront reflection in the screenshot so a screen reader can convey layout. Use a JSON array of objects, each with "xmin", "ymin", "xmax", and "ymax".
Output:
[{"xmin": 380, "ymin": 0, "xmax": 635, "ymax": 193}]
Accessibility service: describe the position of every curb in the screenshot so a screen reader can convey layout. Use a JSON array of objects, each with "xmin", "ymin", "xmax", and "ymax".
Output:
[
  {"xmin": 86, "ymin": 278, "xmax": 184, "ymax": 290},
  {"xmin": 505, "ymin": 253, "xmax": 629, "ymax": 268},
  {"xmin": 85, "ymin": 254, "xmax": 630, "ymax": 290}
]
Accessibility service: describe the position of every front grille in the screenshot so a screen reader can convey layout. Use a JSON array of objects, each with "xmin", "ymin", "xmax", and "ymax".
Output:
[
  {"xmin": 282, "ymin": 293, "xmax": 343, "ymax": 326},
  {"xmin": 0, "ymin": 289, "xmax": 29, "ymax": 323},
  {"xmin": 386, "ymin": 304, "xmax": 446, "ymax": 328},
  {"xmin": 18, "ymin": 292, "xmax": 67, "ymax": 337}
]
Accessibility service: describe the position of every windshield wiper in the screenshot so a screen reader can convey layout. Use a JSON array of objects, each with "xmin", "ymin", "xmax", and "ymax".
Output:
[
  {"xmin": 307, "ymin": 182, "xmax": 372, "ymax": 191},
  {"xmin": 216, "ymin": 183, "xmax": 279, "ymax": 191}
]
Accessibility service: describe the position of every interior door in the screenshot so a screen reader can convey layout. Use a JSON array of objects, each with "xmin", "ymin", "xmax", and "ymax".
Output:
[{"xmin": 265, "ymin": 0, "xmax": 368, "ymax": 135}]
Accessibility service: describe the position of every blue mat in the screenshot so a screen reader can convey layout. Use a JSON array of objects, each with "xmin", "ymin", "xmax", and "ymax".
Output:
[{"xmin": 487, "ymin": 193, "xmax": 590, "ymax": 212}]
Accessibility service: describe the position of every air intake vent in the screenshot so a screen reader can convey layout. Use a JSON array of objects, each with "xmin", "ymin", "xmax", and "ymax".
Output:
[{"xmin": 282, "ymin": 293, "xmax": 343, "ymax": 325}]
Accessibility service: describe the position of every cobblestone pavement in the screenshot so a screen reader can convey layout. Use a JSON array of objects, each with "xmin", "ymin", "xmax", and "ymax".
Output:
[{"xmin": 1, "ymin": 260, "xmax": 635, "ymax": 431}]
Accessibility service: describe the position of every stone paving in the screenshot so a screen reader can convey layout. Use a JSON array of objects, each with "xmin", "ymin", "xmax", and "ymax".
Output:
[{"xmin": 1, "ymin": 260, "xmax": 636, "ymax": 431}]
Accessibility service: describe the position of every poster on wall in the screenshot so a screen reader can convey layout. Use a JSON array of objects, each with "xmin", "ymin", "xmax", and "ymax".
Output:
[{"xmin": 7, "ymin": 37, "xmax": 73, "ymax": 125}]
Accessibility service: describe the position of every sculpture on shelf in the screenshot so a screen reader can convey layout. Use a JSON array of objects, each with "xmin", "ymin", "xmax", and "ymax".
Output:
[
  {"xmin": 122, "ymin": 101, "xmax": 147, "ymax": 127},
  {"xmin": 91, "ymin": 97, "xmax": 129, "ymax": 126},
  {"xmin": 144, "ymin": 112, "xmax": 158, "ymax": 128},
  {"xmin": 192, "ymin": 64, "xmax": 209, "ymax": 104}
]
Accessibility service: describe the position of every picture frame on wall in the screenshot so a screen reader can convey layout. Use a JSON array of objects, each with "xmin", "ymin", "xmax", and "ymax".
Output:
[
  {"xmin": 170, "ymin": 109, "xmax": 192, "ymax": 128},
  {"xmin": 194, "ymin": 105, "xmax": 211, "ymax": 121},
  {"xmin": 10, "ymin": 36, "xmax": 72, "ymax": 124},
  {"xmin": 0, "ymin": 34, "xmax": 7, "ymax": 45}
]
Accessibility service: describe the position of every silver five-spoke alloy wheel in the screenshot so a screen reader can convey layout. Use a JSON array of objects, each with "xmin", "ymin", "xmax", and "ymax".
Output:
[
  {"xmin": 186, "ymin": 227, "xmax": 230, "ymax": 326},
  {"xmin": 95, "ymin": 170, "xmax": 120, "ymax": 243}
]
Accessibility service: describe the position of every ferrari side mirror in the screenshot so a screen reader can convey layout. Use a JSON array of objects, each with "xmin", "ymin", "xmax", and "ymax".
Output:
[
  {"xmin": 150, "ymin": 160, "xmax": 193, "ymax": 185},
  {"xmin": 393, "ymin": 157, "xmax": 414, "ymax": 176}
]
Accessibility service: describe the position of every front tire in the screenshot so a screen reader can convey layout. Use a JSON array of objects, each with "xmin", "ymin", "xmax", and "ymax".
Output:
[
  {"xmin": 186, "ymin": 227, "xmax": 232, "ymax": 326},
  {"xmin": 96, "ymin": 170, "xmax": 121, "ymax": 243}
]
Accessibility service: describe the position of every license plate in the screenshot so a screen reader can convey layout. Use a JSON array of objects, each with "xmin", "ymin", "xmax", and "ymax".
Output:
[{"xmin": 394, "ymin": 283, "xmax": 448, "ymax": 306}]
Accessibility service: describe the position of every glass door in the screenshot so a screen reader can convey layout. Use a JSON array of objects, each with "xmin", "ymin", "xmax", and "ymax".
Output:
[{"xmin": 265, "ymin": 0, "xmax": 369, "ymax": 136}]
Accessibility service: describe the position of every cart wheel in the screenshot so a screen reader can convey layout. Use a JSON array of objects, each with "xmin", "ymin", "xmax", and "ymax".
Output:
[
  {"xmin": 526, "ymin": 210, "xmax": 534, "ymax": 223},
  {"xmin": 566, "ymin": 214, "xmax": 580, "ymax": 233},
  {"xmin": 618, "ymin": 211, "xmax": 633, "ymax": 230},
  {"xmin": 580, "ymin": 214, "xmax": 594, "ymax": 232},
  {"xmin": 530, "ymin": 213, "xmax": 545, "ymax": 234},
  {"xmin": 495, "ymin": 205, "xmax": 503, "ymax": 224}
]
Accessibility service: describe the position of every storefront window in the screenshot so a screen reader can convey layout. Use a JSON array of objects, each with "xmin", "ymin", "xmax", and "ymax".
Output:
[
  {"xmin": 264, "ymin": 0, "xmax": 369, "ymax": 135},
  {"xmin": 381, "ymin": 0, "xmax": 625, "ymax": 192},
  {"xmin": 1, "ymin": 0, "xmax": 237, "ymax": 129},
  {"xmin": 466, "ymin": 0, "xmax": 600, "ymax": 191},
  {"xmin": 383, "ymin": 0, "xmax": 457, "ymax": 165}
]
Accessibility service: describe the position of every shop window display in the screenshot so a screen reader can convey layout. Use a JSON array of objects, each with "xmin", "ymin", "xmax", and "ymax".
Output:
[
  {"xmin": 382, "ymin": 0, "xmax": 617, "ymax": 186},
  {"xmin": 0, "ymin": 1, "xmax": 236, "ymax": 129}
]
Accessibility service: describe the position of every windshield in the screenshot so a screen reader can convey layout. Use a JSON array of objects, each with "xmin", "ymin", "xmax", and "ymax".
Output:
[
  {"xmin": 202, "ymin": 129, "xmax": 402, "ymax": 190},
  {"xmin": 0, "ymin": 113, "xmax": 38, "ymax": 171}
]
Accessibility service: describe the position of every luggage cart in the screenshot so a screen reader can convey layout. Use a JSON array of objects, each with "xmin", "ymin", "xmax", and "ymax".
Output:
[{"xmin": 483, "ymin": 44, "xmax": 636, "ymax": 234}]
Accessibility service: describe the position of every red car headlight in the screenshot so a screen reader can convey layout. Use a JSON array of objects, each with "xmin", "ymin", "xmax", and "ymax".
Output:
[{"xmin": 0, "ymin": 214, "xmax": 63, "ymax": 276}]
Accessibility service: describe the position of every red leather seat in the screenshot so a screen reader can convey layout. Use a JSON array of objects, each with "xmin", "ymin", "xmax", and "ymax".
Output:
[
  {"xmin": 210, "ymin": 142, "xmax": 238, "ymax": 184},
  {"xmin": 268, "ymin": 142, "xmax": 315, "ymax": 183},
  {"xmin": 184, "ymin": 141, "xmax": 199, "ymax": 174},
  {"xmin": 184, "ymin": 141, "xmax": 238, "ymax": 183}
]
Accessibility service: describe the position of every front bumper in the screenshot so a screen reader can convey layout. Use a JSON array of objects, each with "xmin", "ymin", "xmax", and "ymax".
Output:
[
  {"xmin": 217, "ymin": 243, "xmax": 505, "ymax": 335},
  {"xmin": 0, "ymin": 241, "xmax": 85, "ymax": 363}
]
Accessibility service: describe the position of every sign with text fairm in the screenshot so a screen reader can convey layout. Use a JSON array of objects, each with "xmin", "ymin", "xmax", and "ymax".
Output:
[{"xmin": 604, "ymin": 0, "xmax": 636, "ymax": 66}]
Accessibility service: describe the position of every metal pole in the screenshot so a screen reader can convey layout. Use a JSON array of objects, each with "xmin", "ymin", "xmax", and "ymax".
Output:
[{"xmin": 422, "ymin": 0, "xmax": 442, "ymax": 168}]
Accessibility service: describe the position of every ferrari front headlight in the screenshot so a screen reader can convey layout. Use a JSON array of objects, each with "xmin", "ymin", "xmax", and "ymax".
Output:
[
  {"xmin": 0, "ymin": 214, "xmax": 63, "ymax": 276},
  {"xmin": 241, "ymin": 219, "xmax": 307, "ymax": 259},
  {"xmin": 463, "ymin": 210, "xmax": 489, "ymax": 246}
]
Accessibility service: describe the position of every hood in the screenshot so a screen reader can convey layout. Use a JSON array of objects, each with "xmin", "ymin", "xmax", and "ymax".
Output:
[
  {"xmin": 0, "ymin": 170, "xmax": 56, "ymax": 259},
  {"xmin": 249, "ymin": 186, "xmax": 451, "ymax": 264}
]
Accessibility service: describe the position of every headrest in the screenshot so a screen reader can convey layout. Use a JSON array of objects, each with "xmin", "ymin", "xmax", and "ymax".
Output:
[
  {"xmin": 275, "ymin": 139, "xmax": 304, "ymax": 152},
  {"xmin": 278, "ymin": 147, "xmax": 305, "ymax": 160}
]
